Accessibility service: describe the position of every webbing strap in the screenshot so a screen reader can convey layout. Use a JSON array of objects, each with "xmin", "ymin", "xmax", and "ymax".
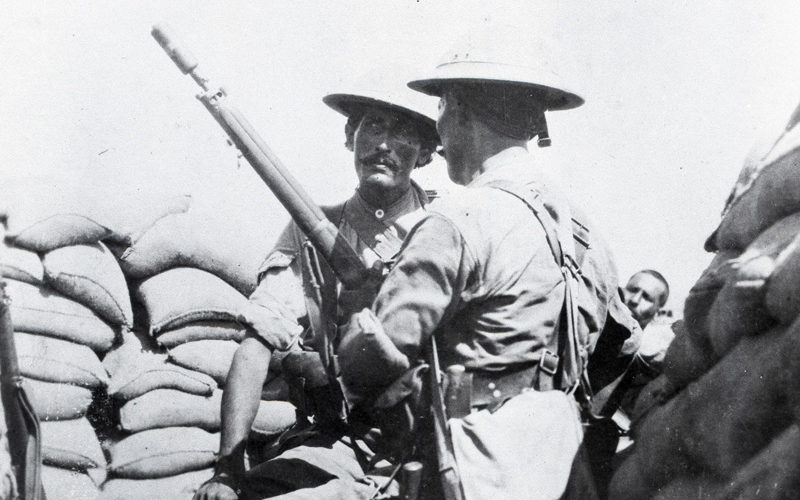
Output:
[{"xmin": 486, "ymin": 180, "xmax": 586, "ymax": 392}]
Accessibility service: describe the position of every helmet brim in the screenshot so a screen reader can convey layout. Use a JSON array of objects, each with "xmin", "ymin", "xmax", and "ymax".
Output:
[
  {"xmin": 408, "ymin": 62, "xmax": 584, "ymax": 111},
  {"xmin": 323, "ymin": 93, "xmax": 439, "ymax": 145}
]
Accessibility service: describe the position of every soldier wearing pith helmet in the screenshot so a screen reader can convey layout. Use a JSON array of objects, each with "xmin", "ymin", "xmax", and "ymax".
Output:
[
  {"xmin": 194, "ymin": 76, "xmax": 440, "ymax": 500},
  {"xmin": 337, "ymin": 30, "xmax": 640, "ymax": 500}
]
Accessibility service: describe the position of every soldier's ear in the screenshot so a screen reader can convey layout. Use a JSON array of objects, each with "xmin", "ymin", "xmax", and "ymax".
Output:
[
  {"xmin": 415, "ymin": 146, "xmax": 434, "ymax": 168},
  {"xmin": 344, "ymin": 120, "xmax": 356, "ymax": 152}
]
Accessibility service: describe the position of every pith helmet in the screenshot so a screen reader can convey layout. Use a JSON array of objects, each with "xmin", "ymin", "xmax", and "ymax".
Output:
[
  {"xmin": 323, "ymin": 68, "xmax": 440, "ymax": 144},
  {"xmin": 408, "ymin": 29, "xmax": 584, "ymax": 111}
]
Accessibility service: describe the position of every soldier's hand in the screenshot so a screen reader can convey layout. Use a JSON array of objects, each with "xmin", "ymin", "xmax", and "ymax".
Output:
[
  {"xmin": 193, "ymin": 477, "xmax": 240, "ymax": 500},
  {"xmin": 339, "ymin": 260, "xmax": 386, "ymax": 313}
]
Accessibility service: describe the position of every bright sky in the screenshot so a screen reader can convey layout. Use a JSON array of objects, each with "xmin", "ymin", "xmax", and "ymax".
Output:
[{"xmin": 3, "ymin": 1, "xmax": 800, "ymax": 312}]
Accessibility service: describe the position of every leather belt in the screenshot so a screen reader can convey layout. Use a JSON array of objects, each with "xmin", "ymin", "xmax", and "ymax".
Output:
[{"xmin": 444, "ymin": 352, "xmax": 560, "ymax": 419}]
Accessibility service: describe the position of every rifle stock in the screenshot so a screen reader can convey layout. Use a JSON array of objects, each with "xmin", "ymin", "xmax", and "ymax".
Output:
[{"xmin": 151, "ymin": 24, "xmax": 367, "ymax": 289}]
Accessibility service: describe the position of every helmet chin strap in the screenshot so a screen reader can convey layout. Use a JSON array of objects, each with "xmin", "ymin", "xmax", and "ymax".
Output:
[{"xmin": 537, "ymin": 116, "xmax": 551, "ymax": 148}]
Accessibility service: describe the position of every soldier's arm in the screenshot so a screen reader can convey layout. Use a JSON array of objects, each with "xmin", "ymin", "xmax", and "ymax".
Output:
[
  {"xmin": 339, "ymin": 214, "xmax": 472, "ymax": 398},
  {"xmin": 196, "ymin": 264, "xmax": 304, "ymax": 500}
]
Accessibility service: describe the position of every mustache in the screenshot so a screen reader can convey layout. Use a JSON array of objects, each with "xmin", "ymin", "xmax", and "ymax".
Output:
[{"xmin": 359, "ymin": 152, "xmax": 399, "ymax": 169}]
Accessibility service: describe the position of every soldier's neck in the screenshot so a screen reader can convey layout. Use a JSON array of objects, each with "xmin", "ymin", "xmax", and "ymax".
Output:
[{"xmin": 357, "ymin": 183, "xmax": 410, "ymax": 210}]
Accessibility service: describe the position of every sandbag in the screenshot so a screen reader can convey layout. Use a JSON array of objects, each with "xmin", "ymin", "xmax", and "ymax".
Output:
[
  {"xmin": 98, "ymin": 468, "xmax": 213, "ymax": 500},
  {"xmin": 16, "ymin": 331, "xmax": 108, "ymax": 388},
  {"xmin": 707, "ymin": 212, "xmax": 800, "ymax": 356},
  {"xmin": 119, "ymin": 388, "xmax": 295, "ymax": 438},
  {"xmin": 1, "ymin": 179, "xmax": 191, "ymax": 252},
  {"xmin": 0, "ymin": 246, "xmax": 44, "ymax": 285},
  {"xmin": 167, "ymin": 339, "xmax": 240, "ymax": 385},
  {"xmin": 622, "ymin": 324, "xmax": 796, "ymax": 496},
  {"xmin": 135, "ymin": 268, "xmax": 249, "ymax": 334},
  {"xmin": 102, "ymin": 328, "xmax": 160, "ymax": 377},
  {"xmin": 41, "ymin": 417, "xmax": 106, "ymax": 471},
  {"xmin": 661, "ymin": 320, "xmax": 716, "ymax": 391},
  {"xmin": 719, "ymin": 423, "xmax": 800, "ymax": 499},
  {"xmin": 107, "ymin": 427, "xmax": 218, "ymax": 479},
  {"xmin": 118, "ymin": 389, "xmax": 221, "ymax": 433},
  {"xmin": 43, "ymin": 242, "xmax": 133, "ymax": 326},
  {"xmin": 712, "ymin": 108, "xmax": 800, "ymax": 250},
  {"xmin": 25, "ymin": 378, "xmax": 93, "ymax": 421},
  {"xmin": 155, "ymin": 320, "xmax": 246, "ymax": 348},
  {"xmin": 682, "ymin": 250, "xmax": 740, "ymax": 344},
  {"xmin": 650, "ymin": 477, "xmax": 721, "ymax": 500},
  {"xmin": 41, "ymin": 466, "xmax": 100, "ymax": 500},
  {"xmin": 4, "ymin": 279, "xmax": 117, "ymax": 352},
  {"xmin": 107, "ymin": 354, "xmax": 216, "ymax": 402},
  {"xmin": 765, "ymin": 234, "xmax": 800, "ymax": 326},
  {"xmin": 116, "ymin": 204, "xmax": 272, "ymax": 295}
]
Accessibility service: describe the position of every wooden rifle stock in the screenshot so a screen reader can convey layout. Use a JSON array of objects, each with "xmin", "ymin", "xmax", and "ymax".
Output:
[{"xmin": 151, "ymin": 24, "xmax": 367, "ymax": 289}]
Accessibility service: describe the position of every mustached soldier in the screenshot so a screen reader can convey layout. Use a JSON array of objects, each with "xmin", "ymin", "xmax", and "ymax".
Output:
[
  {"xmin": 338, "ymin": 31, "xmax": 640, "ymax": 500},
  {"xmin": 194, "ymin": 79, "xmax": 439, "ymax": 500}
]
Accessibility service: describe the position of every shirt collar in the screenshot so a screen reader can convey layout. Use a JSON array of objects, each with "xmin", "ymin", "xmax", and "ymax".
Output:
[
  {"xmin": 352, "ymin": 181, "xmax": 426, "ymax": 222},
  {"xmin": 466, "ymin": 147, "xmax": 548, "ymax": 189}
]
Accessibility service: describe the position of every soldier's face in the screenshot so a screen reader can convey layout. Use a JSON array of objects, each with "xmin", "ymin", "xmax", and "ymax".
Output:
[
  {"xmin": 436, "ymin": 92, "xmax": 471, "ymax": 185},
  {"xmin": 353, "ymin": 108, "xmax": 423, "ymax": 193},
  {"xmin": 623, "ymin": 272, "xmax": 667, "ymax": 328}
]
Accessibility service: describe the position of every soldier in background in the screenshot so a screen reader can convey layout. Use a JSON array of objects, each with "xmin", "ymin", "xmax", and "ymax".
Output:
[
  {"xmin": 193, "ymin": 81, "xmax": 439, "ymax": 500},
  {"xmin": 337, "ymin": 32, "xmax": 640, "ymax": 500},
  {"xmin": 623, "ymin": 269, "xmax": 670, "ymax": 330}
]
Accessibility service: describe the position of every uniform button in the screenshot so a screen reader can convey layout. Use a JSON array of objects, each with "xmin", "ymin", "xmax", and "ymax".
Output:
[
  {"xmin": 492, "ymin": 389, "xmax": 502, "ymax": 399},
  {"xmin": 375, "ymin": 209, "xmax": 385, "ymax": 219},
  {"xmin": 487, "ymin": 382, "xmax": 496, "ymax": 390}
]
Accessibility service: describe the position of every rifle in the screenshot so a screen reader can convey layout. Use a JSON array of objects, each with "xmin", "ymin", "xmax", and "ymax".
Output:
[
  {"xmin": 151, "ymin": 24, "xmax": 366, "ymax": 290},
  {"xmin": 151, "ymin": 26, "xmax": 452, "ymax": 500},
  {"xmin": 0, "ymin": 280, "xmax": 45, "ymax": 500}
]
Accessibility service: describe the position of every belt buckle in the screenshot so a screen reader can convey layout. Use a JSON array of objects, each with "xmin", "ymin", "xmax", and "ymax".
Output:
[{"xmin": 539, "ymin": 350, "xmax": 559, "ymax": 376}]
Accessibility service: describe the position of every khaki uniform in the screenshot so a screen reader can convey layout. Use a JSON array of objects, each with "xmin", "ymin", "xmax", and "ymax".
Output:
[
  {"xmin": 340, "ymin": 148, "xmax": 639, "ymax": 499},
  {"xmin": 242, "ymin": 184, "xmax": 427, "ymax": 499}
]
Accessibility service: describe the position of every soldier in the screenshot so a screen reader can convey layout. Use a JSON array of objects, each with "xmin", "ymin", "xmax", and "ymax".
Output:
[
  {"xmin": 193, "ymin": 81, "xmax": 439, "ymax": 500},
  {"xmin": 337, "ymin": 34, "xmax": 640, "ymax": 500},
  {"xmin": 623, "ymin": 269, "xmax": 670, "ymax": 330}
]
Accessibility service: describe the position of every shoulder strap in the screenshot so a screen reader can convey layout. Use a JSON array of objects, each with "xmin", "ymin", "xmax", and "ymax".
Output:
[{"xmin": 486, "ymin": 180, "xmax": 587, "ymax": 392}]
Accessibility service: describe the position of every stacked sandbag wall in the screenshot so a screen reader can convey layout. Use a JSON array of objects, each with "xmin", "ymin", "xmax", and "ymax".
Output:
[
  {"xmin": 1, "ymin": 183, "xmax": 291, "ymax": 499},
  {"xmin": 609, "ymin": 104, "xmax": 800, "ymax": 499}
]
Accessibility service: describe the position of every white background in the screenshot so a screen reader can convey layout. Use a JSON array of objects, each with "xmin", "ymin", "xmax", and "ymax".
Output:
[{"xmin": 3, "ymin": 1, "xmax": 800, "ymax": 311}]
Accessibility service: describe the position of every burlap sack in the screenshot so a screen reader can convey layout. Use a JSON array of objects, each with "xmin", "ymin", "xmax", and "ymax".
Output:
[
  {"xmin": 16, "ymin": 331, "xmax": 108, "ymax": 388},
  {"xmin": 649, "ymin": 477, "xmax": 721, "ymax": 500},
  {"xmin": 41, "ymin": 417, "xmax": 106, "ymax": 471},
  {"xmin": 119, "ymin": 388, "xmax": 295, "ymax": 437},
  {"xmin": 707, "ymin": 212, "xmax": 800, "ymax": 356},
  {"xmin": 1, "ymin": 179, "xmax": 191, "ymax": 252},
  {"xmin": 116, "ymin": 204, "xmax": 272, "ymax": 295},
  {"xmin": 43, "ymin": 242, "xmax": 133, "ymax": 326},
  {"xmin": 107, "ymin": 427, "xmax": 218, "ymax": 479},
  {"xmin": 661, "ymin": 319, "xmax": 716, "ymax": 391},
  {"xmin": 682, "ymin": 250, "xmax": 740, "ymax": 343},
  {"xmin": 134, "ymin": 268, "xmax": 249, "ymax": 335},
  {"xmin": 155, "ymin": 320, "xmax": 246, "ymax": 348},
  {"xmin": 97, "ymin": 468, "xmax": 213, "ymax": 500},
  {"xmin": 0, "ymin": 246, "xmax": 43, "ymax": 285},
  {"xmin": 41, "ymin": 466, "xmax": 100, "ymax": 500},
  {"xmin": 765, "ymin": 233, "xmax": 800, "ymax": 326},
  {"xmin": 4, "ymin": 279, "xmax": 117, "ymax": 352},
  {"xmin": 25, "ymin": 378, "xmax": 93, "ymax": 421},
  {"xmin": 107, "ymin": 354, "xmax": 216, "ymax": 402},
  {"xmin": 618, "ymin": 324, "xmax": 795, "ymax": 497},
  {"xmin": 712, "ymin": 106, "xmax": 800, "ymax": 250},
  {"xmin": 167, "ymin": 339, "xmax": 240, "ymax": 385},
  {"xmin": 102, "ymin": 329, "xmax": 160, "ymax": 377},
  {"xmin": 719, "ymin": 423, "xmax": 800, "ymax": 499},
  {"xmin": 118, "ymin": 389, "xmax": 222, "ymax": 433}
]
